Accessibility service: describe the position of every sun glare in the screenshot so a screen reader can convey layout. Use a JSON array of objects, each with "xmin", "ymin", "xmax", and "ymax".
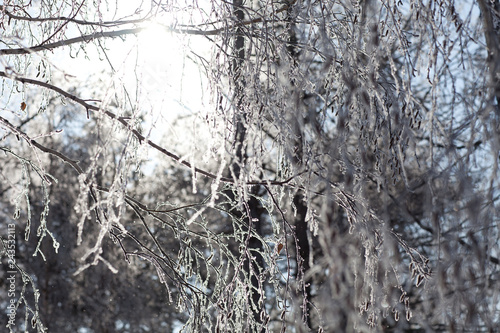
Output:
[
  {"xmin": 137, "ymin": 22, "xmax": 187, "ymax": 91},
  {"xmin": 133, "ymin": 18, "xmax": 211, "ymax": 148}
]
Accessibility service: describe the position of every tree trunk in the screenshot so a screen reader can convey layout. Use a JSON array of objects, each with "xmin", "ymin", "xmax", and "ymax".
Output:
[
  {"xmin": 285, "ymin": 6, "xmax": 313, "ymax": 328},
  {"xmin": 478, "ymin": 0, "xmax": 500, "ymax": 117},
  {"xmin": 228, "ymin": 1, "xmax": 267, "ymax": 330}
]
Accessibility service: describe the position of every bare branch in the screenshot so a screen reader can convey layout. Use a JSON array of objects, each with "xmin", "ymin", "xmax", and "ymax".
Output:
[
  {"xmin": 0, "ymin": 28, "xmax": 143, "ymax": 55},
  {"xmin": 0, "ymin": 70, "xmax": 300, "ymax": 186},
  {"xmin": 0, "ymin": 2, "xmax": 297, "ymax": 55},
  {"xmin": 0, "ymin": 4, "xmax": 151, "ymax": 27}
]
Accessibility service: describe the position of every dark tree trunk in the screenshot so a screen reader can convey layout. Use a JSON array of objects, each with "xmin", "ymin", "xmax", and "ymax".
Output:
[
  {"xmin": 478, "ymin": 0, "xmax": 500, "ymax": 118},
  {"xmin": 227, "ymin": 1, "xmax": 267, "ymax": 330},
  {"xmin": 285, "ymin": 5, "xmax": 313, "ymax": 328}
]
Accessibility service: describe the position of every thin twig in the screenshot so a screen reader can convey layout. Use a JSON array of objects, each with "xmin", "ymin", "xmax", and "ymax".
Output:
[{"xmin": 0, "ymin": 71, "xmax": 302, "ymax": 187}]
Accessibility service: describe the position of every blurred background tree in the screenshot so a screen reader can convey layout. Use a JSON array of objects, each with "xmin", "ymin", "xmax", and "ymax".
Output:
[{"xmin": 0, "ymin": 0, "xmax": 499, "ymax": 332}]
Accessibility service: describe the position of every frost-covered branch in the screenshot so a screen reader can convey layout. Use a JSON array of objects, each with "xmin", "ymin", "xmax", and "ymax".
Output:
[{"xmin": 0, "ymin": 71, "xmax": 302, "ymax": 186}]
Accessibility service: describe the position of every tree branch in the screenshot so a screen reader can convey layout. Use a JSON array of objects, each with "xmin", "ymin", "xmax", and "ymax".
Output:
[
  {"xmin": 0, "ymin": 71, "xmax": 300, "ymax": 186},
  {"xmin": 0, "ymin": 28, "xmax": 143, "ymax": 55},
  {"xmin": 0, "ymin": 5, "xmax": 151, "ymax": 27},
  {"xmin": 0, "ymin": 2, "xmax": 297, "ymax": 55}
]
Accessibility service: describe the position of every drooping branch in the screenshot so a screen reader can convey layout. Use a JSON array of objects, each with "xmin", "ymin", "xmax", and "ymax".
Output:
[
  {"xmin": 35, "ymin": 1, "xmax": 86, "ymax": 48},
  {"xmin": 0, "ymin": 113, "xmax": 213, "ymax": 226},
  {"xmin": 0, "ymin": 71, "xmax": 301, "ymax": 186}
]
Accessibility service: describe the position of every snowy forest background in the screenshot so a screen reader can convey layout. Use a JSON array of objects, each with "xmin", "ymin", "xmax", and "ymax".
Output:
[{"xmin": 0, "ymin": 0, "xmax": 499, "ymax": 332}]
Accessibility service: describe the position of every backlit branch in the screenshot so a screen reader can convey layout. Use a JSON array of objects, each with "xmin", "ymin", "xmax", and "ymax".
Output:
[
  {"xmin": 0, "ymin": 4, "xmax": 153, "ymax": 27},
  {"xmin": 0, "ymin": 70, "xmax": 300, "ymax": 186},
  {"xmin": 0, "ymin": 2, "xmax": 297, "ymax": 55},
  {"xmin": 0, "ymin": 28, "xmax": 143, "ymax": 55}
]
